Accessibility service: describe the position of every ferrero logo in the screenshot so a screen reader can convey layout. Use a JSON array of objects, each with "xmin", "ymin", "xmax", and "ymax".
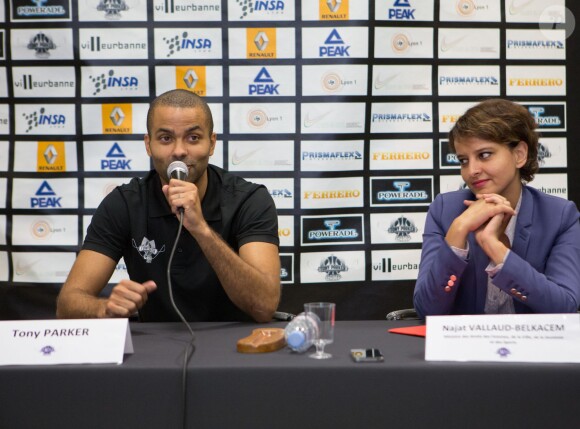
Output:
[
  {"xmin": 303, "ymin": 190, "xmax": 361, "ymax": 199},
  {"xmin": 509, "ymin": 78, "xmax": 564, "ymax": 87},
  {"xmin": 372, "ymin": 151, "xmax": 430, "ymax": 161}
]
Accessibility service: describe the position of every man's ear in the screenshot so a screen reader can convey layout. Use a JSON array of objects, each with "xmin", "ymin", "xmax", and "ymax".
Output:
[
  {"xmin": 514, "ymin": 140, "xmax": 528, "ymax": 168},
  {"xmin": 144, "ymin": 134, "xmax": 152, "ymax": 157},
  {"xmin": 209, "ymin": 132, "xmax": 217, "ymax": 156}
]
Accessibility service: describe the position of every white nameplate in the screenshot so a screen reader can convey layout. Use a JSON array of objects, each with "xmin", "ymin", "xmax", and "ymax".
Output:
[
  {"xmin": 0, "ymin": 319, "xmax": 133, "ymax": 366},
  {"xmin": 425, "ymin": 313, "xmax": 580, "ymax": 363}
]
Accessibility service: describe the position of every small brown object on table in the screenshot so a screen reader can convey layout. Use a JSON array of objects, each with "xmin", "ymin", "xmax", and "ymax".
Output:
[{"xmin": 236, "ymin": 328, "xmax": 286, "ymax": 353}]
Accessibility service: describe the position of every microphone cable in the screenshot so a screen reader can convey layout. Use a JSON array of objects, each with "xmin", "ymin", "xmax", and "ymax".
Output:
[{"xmin": 166, "ymin": 209, "xmax": 196, "ymax": 429}]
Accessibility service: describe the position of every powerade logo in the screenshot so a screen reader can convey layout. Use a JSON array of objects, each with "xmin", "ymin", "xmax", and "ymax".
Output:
[
  {"xmin": 302, "ymin": 216, "xmax": 363, "ymax": 245},
  {"xmin": 523, "ymin": 103, "xmax": 566, "ymax": 131},
  {"xmin": 371, "ymin": 177, "xmax": 433, "ymax": 206},
  {"xmin": 388, "ymin": 0, "xmax": 415, "ymax": 20},
  {"xmin": 249, "ymin": 67, "xmax": 279, "ymax": 95},
  {"xmin": 101, "ymin": 143, "xmax": 132, "ymax": 170},
  {"xmin": 15, "ymin": 0, "xmax": 69, "ymax": 19},
  {"xmin": 320, "ymin": 29, "xmax": 350, "ymax": 57},
  {"xmin": 31, "ymin": 181, "xmax": 61, "ymax": 208},
  {"xmin": 440, "ymin": 140, "xmax": 460, "ymax": 168}
]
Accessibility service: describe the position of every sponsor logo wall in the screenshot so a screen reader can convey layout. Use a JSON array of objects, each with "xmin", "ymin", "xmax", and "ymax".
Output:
[{"xmin": 0, "ymin": 1, "xmax": 572, "ymax": 300}]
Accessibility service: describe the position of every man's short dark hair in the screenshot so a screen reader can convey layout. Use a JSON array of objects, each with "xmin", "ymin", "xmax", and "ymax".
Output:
[{"xmin": 146, "ymin": 89, "xmax": 214, "ymax": 137}]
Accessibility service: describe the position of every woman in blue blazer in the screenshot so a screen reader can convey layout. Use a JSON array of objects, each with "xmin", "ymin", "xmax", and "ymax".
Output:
[{"xmin": 414, "ymin": 99, "xmax": 580, "ymax": 317}]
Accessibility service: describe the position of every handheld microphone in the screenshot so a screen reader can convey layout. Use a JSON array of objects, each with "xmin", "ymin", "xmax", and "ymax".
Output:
[{"xmin": 167, "ymin": 160, "xmax": 188, "ymax": 181}]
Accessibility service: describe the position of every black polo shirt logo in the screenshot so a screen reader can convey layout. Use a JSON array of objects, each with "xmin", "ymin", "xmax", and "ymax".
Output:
[{"xmin": 132, "ymin": 237, "xmax": 165, "ymax": 263}]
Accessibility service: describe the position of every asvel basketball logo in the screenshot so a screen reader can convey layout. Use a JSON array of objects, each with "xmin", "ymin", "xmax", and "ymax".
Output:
[
  {"xmin": 97, "ymin": 0, "xmax": 129, "ymax": 20},
  {"xmin": 133, "ymin": 237, "xmax": 165, "ymax": 263},
  {"xmin": 318, "ymin": 254, "xmax": 348, "ymax": 281},
  {"xmin": 27, "ymin": 32, "xmax": 56, "ymax": 58}
]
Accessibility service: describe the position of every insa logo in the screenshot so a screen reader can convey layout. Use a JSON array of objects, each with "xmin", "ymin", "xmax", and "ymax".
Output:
[
  {"xmin": 320, "ymin": 29, "xmax": 350, "ymax": 57},
  {"xmin": 235, "ymin": 0, "xmax": 285, "ymax": 19},
  {"xmin": 31, "ymin": 181, "xmax": 61, "ymax": 208},
  {"xmin": 22, "ymin": 108, "xmax": 66, "ymax": 133},
  {"xmin": 89, "ymin": 70, "xmax": 139, "ymax": 96},
  {"xmin": 102, "ymin": 142, "xmax": 132, "ymax": 170},
  {"xmin": 162, "ymin": 32, "xmax": 212, "ymax": 58},
  {"xmin": 389, "ymin": 0, "xmax": 416, "ymax": 20},
  {"xmin": 249, "ymin": 67, "xmax": 279, "ymax": 95}
]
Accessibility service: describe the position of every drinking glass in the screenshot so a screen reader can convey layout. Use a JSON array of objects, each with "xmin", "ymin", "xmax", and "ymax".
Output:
[{"xmin": 304, "ymin": 302, "xmax": 336, "ymax": 359}]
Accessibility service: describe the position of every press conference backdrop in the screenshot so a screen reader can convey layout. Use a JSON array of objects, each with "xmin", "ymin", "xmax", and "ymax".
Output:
[{"xmin": 0, "ymin": 0, "xmax": 579, "ymax": 319}]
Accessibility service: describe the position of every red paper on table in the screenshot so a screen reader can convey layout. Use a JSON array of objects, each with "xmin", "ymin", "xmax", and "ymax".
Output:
[{"xmin": 388, "ymin": 325, "xmax": 426, "ymax": 337}]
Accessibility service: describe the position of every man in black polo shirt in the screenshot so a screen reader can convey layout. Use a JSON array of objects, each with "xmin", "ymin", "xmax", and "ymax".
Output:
[{"xmin": 57, "ymin": 90, "xmax": 281, "ymax": 322}]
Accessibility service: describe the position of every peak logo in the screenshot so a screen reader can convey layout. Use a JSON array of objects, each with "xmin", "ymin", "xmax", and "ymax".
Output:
[
  {"xmin": 320, "ymin": 29, "xmax": 350, "ymax": 57},
  {"xmin": 37, "ymin": 141, "xmax": 66, "ymax": 172},
  {"xmin": 320, "ymin": 0, "xmax": 349, "ymax": 20},
  {"xmin": 247, "ymin": 29, "xmax": 277, "ymax": 58},
  {"xmin": 176, "ymin": 66, "xmax": 207, "ymax": 95},
  {"xmin": 249, "ymin": 67, "xmax": 279, "ymax": 95},
  {"xmin": 102, "ymin": 104, "xmax": 133, "ymax": 134},
  {"xmin": 31, "ymin": 181, "xmax": 61, "ymax": 208},
  {"xmin": 388, "ymin": 0, "xmax": 415, "ymax": 20},
  {"xmin": 101, "ymin": 142, "xmax": 132, "ymax": 170}
]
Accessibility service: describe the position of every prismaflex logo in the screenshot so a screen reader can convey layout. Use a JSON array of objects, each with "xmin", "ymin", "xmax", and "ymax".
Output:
[
  {"xmin": 246, "ymin": 28, "xmax": 277, "ymax": 58},
  {"xmin": 31, "ymin": 181, "xmax": 61, "ymax": 208},
  {"xmin": 319, "ymin": 0, "xmax": 349, "ymax": 20},
  {"xmin": 37, "ymin": 141, "xmax": 66, "ymax": 172},
  {"xmin": 101, "ymin": 143, "xmax": 132, "ymax": 170},
  {"xmin": 388, "ymin": 0, "xmax": 416, "ymax": 20},
  {"xmin": 371, "ymin": 177, "xmax": 433, "ymax": 207},
  {"xmin": 102, "ymin": 104, "xmax": 133, "ymax": 134},
  {"xmin": 175, "ymin": 66, "xmax": 207, "ymax": 95},
  {"xmin": 320, "ymin": 29, "xmax": 350, "ymax": 57},
  {"xmin": 301, "ymin": 215, "xmax": 364, "ymax": 246}
]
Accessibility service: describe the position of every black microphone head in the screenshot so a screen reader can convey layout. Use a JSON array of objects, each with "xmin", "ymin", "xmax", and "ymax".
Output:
[{"xmin": 167, "ymin": 161, "xmax": 188, "ymax": 181}]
